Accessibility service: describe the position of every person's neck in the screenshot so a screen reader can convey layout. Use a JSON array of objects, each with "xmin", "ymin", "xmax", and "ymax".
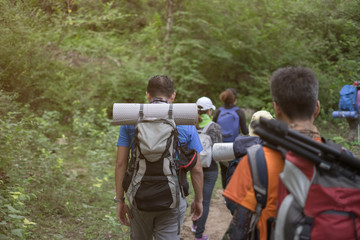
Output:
[
  {"xmin": 149, "ymin": 97, "xmax": 171, "ymax": 104},
  {"xmin": 288, "ymin": 120, "xmax": 320, "ymax": 138}
]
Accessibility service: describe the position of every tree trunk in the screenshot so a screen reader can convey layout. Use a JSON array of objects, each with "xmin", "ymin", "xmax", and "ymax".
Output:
[{"xmin": 163, "ymin": 0, "xmax": 174, "ymax": 72}]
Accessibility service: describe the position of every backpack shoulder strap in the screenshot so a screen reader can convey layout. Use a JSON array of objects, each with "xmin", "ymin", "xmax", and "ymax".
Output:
[
  {"xmin": 202, "ymin": 121, "xmax": 214, "ymax": 134},
  {"xmin": 247, "ymin": 144, "xmax": 268, "ymax": 237},
  {"xmin": 247, "ymin": 144, "xmax": 268, "ymax": 208}
]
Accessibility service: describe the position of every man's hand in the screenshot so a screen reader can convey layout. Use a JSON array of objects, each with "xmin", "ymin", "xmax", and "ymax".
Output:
[
  {"xmin": 117, "ymin": 202, "xmax": 131, "ymax": 226},
  {"xmin": 190, "ymin": 200, "xmax": 203, "ymax": 221}
]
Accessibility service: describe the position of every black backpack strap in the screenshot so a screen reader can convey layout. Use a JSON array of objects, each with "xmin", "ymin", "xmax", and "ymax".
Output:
[
  {"xmin": 299, "ymin": 216, "xmax": 313, "ymax": 240},
  {"xmin": 139, "ymin": 103, "xmax": 144, "ymax": 120},
  {"xmin": 247, "ymin": 144, "xmax": 268, "ymax": 239},
  {"xmin": 266, "ymin": 217, "xmax": 276, "ymax": 240},
  {"xmin": 168, "ymin": 103, "xmax": 173, "ymax": 119}
]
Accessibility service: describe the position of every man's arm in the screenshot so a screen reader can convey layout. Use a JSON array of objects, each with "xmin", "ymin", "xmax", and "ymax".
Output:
[
  {"xmin": 222, "ymin": 203, "xmax": 253, "ymax": 240},
  {"xmin": 115, "ymin": 146, "xmax": 131, "ymax": 226},
  {"xmin": 190, "ymin": 154, "xmax": 203, "ymax": 221}
]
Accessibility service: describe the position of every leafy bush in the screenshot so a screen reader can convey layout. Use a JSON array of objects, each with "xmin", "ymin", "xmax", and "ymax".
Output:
[{"xmin": 1, "ymin": 0, "xmax": 360, "ymax": 238}]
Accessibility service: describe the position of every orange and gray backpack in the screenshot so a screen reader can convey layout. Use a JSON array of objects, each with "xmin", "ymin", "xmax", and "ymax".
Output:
[{"xmin": 253, "ymin": 117, "xmax": 360, "ymax": 240}]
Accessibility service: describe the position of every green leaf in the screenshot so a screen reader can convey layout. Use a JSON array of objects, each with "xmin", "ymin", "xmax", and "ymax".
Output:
[
  {"xmin": 0, "ymin": 233, "xmax": 10, "ymax": 240},
  {"xmin": 82, "ymin": 203, "xmax": 94, "ymax": 209},
  {"xmin": 8, "ymin": 214, "xmax": 24, "ymax": 220},
  {"xmin": 4, "ymin": 204, "xmax": 20, "ymax": 213},
  {"xmin": 11, "ymin": 229, "xmax": 23, "ymax": 238}
]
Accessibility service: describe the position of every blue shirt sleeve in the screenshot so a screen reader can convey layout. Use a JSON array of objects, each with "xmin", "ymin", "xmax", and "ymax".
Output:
[
  {"xmin": 177, "ymin": 125, "xmax": 203, "ymax": 153},
  {"xmin": 117, "ymin": 125, "xmax": 135, "ymax": 147}
]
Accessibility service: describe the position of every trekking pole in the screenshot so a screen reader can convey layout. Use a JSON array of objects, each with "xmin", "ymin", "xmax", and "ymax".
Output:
[{"xmin": 253, "ymin": 117, "xmax": 360, "ymax": 174}]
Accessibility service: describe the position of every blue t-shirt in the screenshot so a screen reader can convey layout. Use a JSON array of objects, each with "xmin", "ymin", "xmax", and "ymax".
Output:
[{"xmin": 117, "ymin": 124, "xmax": 203, "ymax": 153}]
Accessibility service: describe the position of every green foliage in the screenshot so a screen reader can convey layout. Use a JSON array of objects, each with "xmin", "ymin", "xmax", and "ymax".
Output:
[
  {"xmin": 1, "ymin": 0, "xmax": 360, "ymax": 238},
  {"xmin": 0, "ymin": 91, "xmax": 125, "ymax": 239},
  {"xmin": 2, "ymin": 0, "xmax": 359, "ymax": 111},
  {"xmin": 0, "ymin": 184, "xmax": 37, "ymax": 240}
]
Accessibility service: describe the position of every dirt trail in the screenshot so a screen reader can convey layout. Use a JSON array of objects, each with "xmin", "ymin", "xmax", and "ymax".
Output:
[{"xmin": 181, "ymin": 189, "xmax": 233, "ymax": 240}]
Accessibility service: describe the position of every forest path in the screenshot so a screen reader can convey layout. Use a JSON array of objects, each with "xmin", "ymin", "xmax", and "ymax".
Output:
[{"xmin": 181, "ymin": 188, "xmax": 232, "ymax": 240}]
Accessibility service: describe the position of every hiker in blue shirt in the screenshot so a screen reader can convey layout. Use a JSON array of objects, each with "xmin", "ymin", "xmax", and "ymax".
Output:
[
  {"xmin": 213, "ymin": 88, "xmax": 249, "ymax": 189},
  {"xmin": 115, "ymin": 75, "xmax": 204, "ymax": 240}
]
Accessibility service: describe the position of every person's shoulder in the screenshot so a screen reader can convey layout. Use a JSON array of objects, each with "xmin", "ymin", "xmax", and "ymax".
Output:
[
  {"xmin": 234, "ymin": 107, "xmax": 244, "ymax": 113},
  {"xmin": 176, "ymin": 125, "xmax": 196, "ymax": 133},
  {"xmin": 121, "ymin": 125, "xmax": 135, "ymax": 131},
  {"xmin": 262, "ymin": 146, "xmax": 286, "ymax": 173},
  {"xmin": 262, "ymin": 145, "xmax": 283, "ymax": 160},
  {"xmin": 120, "ymin": 125, "xmax": 136, "ymax": 136},
  {"xmin": 215, "ymin": 106, "xmax": 226, "ymax": 113},
  {"xmin": 176, "ymin": 125, "xmax": 193, "ymax": 130},
  {"xmin": 211, "ymin": 122, "xmax": 222, "ymax": 130}
]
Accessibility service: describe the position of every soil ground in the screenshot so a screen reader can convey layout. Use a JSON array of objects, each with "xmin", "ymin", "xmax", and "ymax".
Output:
[{"xmin": 180, "ymin": 189, "xmax": 233, "ymax": 240}]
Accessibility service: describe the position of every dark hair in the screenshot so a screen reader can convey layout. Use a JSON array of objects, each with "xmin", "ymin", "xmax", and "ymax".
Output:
[
  {"xmin": 219, "ymin": 88, "xmax": 237, "ymax": 105},
  {"xmin": 147, "ymin": 75, "xmax": 174, "ymax": 98},
  {"xmin": 270, "ymin": 67, "xmax": 319, "ymax": 120}
]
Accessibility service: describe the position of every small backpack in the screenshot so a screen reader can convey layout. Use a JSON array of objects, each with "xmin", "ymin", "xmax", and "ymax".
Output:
[
  {"xmin": 122, "ymin": 104, "xmax": 195, "ymax": 211},
  {"xmin": 274, "ymin": 141, "xmax": 360, "ymax": 240},
  {"xmin": 339, "ymin": 84, "xmax": 358, "ymax": 112},
  {"xmin": 217, "ymin": 107, "xmax": 240, "ymax": 142},
  {"xmin": 198, "ymin": 122, "xmax": 214, "ymax": 168}
]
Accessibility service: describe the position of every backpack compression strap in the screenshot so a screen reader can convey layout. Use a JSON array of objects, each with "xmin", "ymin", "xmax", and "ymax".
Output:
[{"xmin": 247, "ymin": 144, "xmax": 268, "ymax": 240}]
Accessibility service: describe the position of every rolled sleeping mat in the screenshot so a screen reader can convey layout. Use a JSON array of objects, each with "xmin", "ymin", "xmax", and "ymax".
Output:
[
  {"xmin": 212, "ymin": 143, "xmax": 235, "ymax": 162},
  {"xmin": 332, "ymin": 111, "xmax": 358, "ymax": 119},
  {"xmin": 111, "ymin": 103, "xmax": 198, "ymax": 125}
]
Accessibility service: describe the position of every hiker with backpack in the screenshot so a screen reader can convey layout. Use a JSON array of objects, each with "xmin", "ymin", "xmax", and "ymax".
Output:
[
  {"xmin": 213, "ymin": 88, "xmax": 249, "ymax": 189},
  {"xmin": 253, "ymin": 118, "xmax": 360, "ymax": 240},
  {"xmin": 222, "ymin": 67, "xmax": 324, "ymax": 240},
  {"xmin": 223, "ymin": 110, "xmax": 273, "ymax": 216},
  {"xmin": 191, "ymin": 96, "xmax": 223, "ymax": 240},
  {"xmin": 114, "ymin": 75, "xmax": 204, "ymax": 240},
  {"xmin": 335, "ymin": 82, "xmax": 360, "ymax": 142}
]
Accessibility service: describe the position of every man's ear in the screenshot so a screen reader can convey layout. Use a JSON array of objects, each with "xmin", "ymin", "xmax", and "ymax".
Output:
[
  {"xmin": 273, "ymin": 101, "xmax": 281, "ymax": 118},
  {"xmin": 170, "ymin": 92, "xmax": 176, "ymax": 102},
  {"xmin": 314, "ymin": 100, "xmax": 321, "ymax": 118},
  {"xmin": 146, "ymin": 92, "xmax": 152, "ymax": 102}
]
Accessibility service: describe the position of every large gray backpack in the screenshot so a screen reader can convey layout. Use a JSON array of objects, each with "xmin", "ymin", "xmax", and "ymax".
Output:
[{"xmin": 123, "ymin": 104, "xmax": 181, "ymax": 211}]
